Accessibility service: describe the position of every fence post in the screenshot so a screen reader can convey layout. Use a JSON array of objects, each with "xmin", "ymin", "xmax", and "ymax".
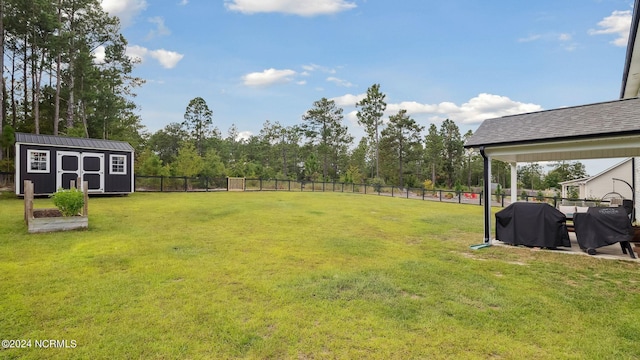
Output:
[
  {"xmin": 501, "ymin": 194, "xmax": 505, "ymax": 207},
  {"xmin": 391, "ymin": 187, "xmax": 394, "ymax": 197},
  {"xmin": 407, "ymin": 188, "xmax": 409, "ymax": 199},
  {"xmin": 479, "ymin": 191, "xmax": 483, "ymax": 205},
  {"xmin": 184, "ymin": 177, "xmax": 188, "ymax": 192},
  {"xmin": 275, "ymin": 179, "xmax": 278, "ymax": 191},
  {"xmin": 422, "ymin": 189, "xmax": 425, "ymax": 200},
  {"xmin": 260, "ymin": 178, "xmax": 263, "ymax": 191},
  {"xmin": 458, "ymin": 192, "xmax": 462, "ymax": 203},
  {"xmin": 439, "ymin": 190, "xmax": 442, "ymax": 202},
  {"xmin": 364, "ymin": 184, "xmax": 367, "ymax": 194},
  {"xmin": 161, "ymin": 176, "xmax": 164, "ymax": 192}
]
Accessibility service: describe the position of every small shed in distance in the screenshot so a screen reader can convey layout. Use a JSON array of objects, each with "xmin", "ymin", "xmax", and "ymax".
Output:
[{"xmin": 15, "ymin": 132, "xmax": 135, "ymax": 196}]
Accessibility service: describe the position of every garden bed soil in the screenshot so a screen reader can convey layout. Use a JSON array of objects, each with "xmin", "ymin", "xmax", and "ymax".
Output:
[{"xmin": 33, "ymin": 208, "xmax": 63, "ymax": 218}]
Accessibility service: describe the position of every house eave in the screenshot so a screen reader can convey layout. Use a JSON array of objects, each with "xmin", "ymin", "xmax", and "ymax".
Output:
[{"xmin": 471, "ymin": 133, "xmax": 640, "ymax": 163}]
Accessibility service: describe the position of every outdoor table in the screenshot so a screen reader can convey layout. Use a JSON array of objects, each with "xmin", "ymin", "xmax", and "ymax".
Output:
[{"xmin": 573, "ymin": 207, "xmax": 636, "ymax": 258}]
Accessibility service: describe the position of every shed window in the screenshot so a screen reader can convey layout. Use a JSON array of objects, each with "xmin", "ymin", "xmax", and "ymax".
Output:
[
  {"xmin": 27, "ymin": 150, "xmax": 50, "ymax": 173},
  {"xmin": 110, "ymin": 155, "xmax": 126, "ymax": 175}
]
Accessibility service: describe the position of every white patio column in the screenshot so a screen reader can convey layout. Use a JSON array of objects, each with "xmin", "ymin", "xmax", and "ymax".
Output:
[
  {"xmin": 510, "ymin": 162, "xmax": 517, "ymax": 204},
  {"xmin": 634, "ymin": 157, "xmax": 639, "ymax": 223}
]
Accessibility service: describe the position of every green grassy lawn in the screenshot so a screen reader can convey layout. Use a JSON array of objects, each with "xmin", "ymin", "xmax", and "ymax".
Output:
[{"xmin": 0, "ymin": 192, "xmax": 639, "ymax": 359}]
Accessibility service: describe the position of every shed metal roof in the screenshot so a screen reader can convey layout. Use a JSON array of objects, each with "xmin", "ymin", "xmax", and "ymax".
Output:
[
  {"xmin": 464, "ymin": 97, "xmax": 640, "ymax": 148},
  {"xmin": 15, "ymin": 132, "xmax": 134, "ymax": 152}
]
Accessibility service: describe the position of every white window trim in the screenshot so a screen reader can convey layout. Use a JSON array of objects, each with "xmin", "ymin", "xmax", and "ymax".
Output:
[
  {"xmin": 27, "ymin": 149, "xmax": 50, "ymax": 173},
  {"xmin": 110, "ymin": 154, "xmax": 127, "ymax": 175}
]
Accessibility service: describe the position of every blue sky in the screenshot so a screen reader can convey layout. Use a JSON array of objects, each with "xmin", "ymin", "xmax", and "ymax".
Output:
[{"xmin": 99, "ymin": 0, "xmax": 635, "ymax": 175}]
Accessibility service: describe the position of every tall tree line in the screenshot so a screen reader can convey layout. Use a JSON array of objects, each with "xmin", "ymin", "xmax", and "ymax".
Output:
[
  {"xmin": 140, "ymin": 92, "xmax": 499, "ymax": 190},
  {"xmin": 0, "ymin": 0, "xmax": 144, "ymax": 146}
]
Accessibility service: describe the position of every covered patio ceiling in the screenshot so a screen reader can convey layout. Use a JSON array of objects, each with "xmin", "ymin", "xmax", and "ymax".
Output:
[{"xmin": 483, "ymin": 134, "xmax": 640, "ymax": 163}]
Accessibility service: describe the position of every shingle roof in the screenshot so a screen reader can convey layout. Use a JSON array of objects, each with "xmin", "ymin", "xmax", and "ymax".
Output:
[
  {"xmin": 465, "ymin": 97, "xmax": 640, "ymax": 148},
  {"xmin": 15, "ymin": 132, "xmax": 134, "ymax": 152}
]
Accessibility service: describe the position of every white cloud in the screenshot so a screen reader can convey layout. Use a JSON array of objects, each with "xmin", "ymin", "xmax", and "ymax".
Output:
[
  {"xmin": 589, "ymin": 10, "xmax": 632, "ymax": 47},
  {"xmin": 237, "ymin": 131, "xmax": 253, "ymax": 142},
  {"xmin": 225, "ymin": 0, "xmax": 356, "ymax": 16},
  {"xmin": 339, "ymin": 93, "xmax": 542, "ymax": 126},
  {"xmin": 327, "ymin": 76, "xmax": 355, "ymax": 87},
  {"xmin": 449, "ymin": 93, "xmax": 543, "ymax": 123},
  {"xmin": 126, "ymin": 45, "xmax": 148, "ymax": 63},
  {"xmin": 302, "ymin": 63, "xmax": 336, "ymax": 74},
  {"xmin": 330, "ymin": 93, "xmax": 366, "ymax": 107},
  {"xmin": 147, "ymin": 16, "xmax": 171, "ymax": 39},
  {"xmin": 126, "ymin": 46, "xmax": 184, "ymax": 69},
  {"xmin": 242, "ymin": 68, "xmax": 297, "ymax": 87},
  {"xmin": 93, "ymin": 46, "xmax": 106, "ymax": 64},
  {"xmin": 149, "ymin": 49, "xmax": 184, "ymax": 69},
  {"xmin": 558, "ymin": 33, "xmax": 572, "ymax": 41},
  {"xmin": 100, "ymin": 0, "xmax": 147, "ymax": 27},
  {"xmin": 178, "ymin": 0, "xmax": 188, "ymax": 5},
  {"xmin": 517, "ymin": 34, "xmax": 541, "ymax": 43}
]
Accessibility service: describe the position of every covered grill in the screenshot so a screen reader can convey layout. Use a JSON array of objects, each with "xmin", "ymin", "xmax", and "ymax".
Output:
[{"xmin": 495, "ymin": 202, "xmax": 571, "ymax": 248}]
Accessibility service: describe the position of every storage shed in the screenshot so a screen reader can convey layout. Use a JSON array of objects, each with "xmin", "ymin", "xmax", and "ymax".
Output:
[{"xmin": 15, "ymin": 132, "xmax": 135, "ymax": 196}]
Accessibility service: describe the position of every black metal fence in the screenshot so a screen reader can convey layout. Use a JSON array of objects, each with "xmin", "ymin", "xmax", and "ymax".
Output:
[
  {"xmin": 0, "ymin": 173, "xmax": 610, "ymax": 208},
  {"xmin": 134, "ymin": 175, "xmax": 486, "ymax": 204},
  {"xmin": 0, "ymin": 172, "xmax": 14, "ymax": 192},
  {"xmin": 134, "ymin": 175, "xmax": 605, "ymax": 208}
]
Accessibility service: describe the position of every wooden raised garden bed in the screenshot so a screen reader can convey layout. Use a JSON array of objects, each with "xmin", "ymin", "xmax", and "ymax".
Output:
[{"xmin": 24, "ymin": 179, "xmax": 89, "ymax": 234}]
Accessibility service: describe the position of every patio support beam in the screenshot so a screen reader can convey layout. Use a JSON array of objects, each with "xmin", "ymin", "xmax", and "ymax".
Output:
[
  {"xmin": 510, "ymin": 162, "xmax": 517, "ymax": 204},
  {"xmin": 480, "ymin": 147, "xmax": 492, "ymax": 243}
]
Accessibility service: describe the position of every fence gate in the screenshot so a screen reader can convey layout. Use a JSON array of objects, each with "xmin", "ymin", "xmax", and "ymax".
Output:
[{"xmin": 227, "ymin": 177, "xmax": 245, "ymax": 191}]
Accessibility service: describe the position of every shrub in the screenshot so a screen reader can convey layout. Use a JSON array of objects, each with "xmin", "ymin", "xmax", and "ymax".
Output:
[
  {"xmin": 51, "ymin": 188, "xmax": 84, "ymax": 217},
  {"xmin": 495, "ymin": 184, "xmax": 503, "ymax": 202},
  {"xmin": 370, "ymin": 177, "xmax": 385, "ymax": 192}
]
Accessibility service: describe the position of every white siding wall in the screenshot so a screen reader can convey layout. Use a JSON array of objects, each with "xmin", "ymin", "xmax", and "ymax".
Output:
[{"xmin": 584, "ymin": 160, "xmax": 633, "ymax": 200}]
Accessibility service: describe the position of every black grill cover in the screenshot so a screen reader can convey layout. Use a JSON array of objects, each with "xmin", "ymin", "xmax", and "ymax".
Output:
[
  {"xmin": 495, "ymin": 203, "xmax": 570, "ymax": 248},
  {"xmin": 573, "ymin": 207, "xmax": 632, "ymax": 250}
]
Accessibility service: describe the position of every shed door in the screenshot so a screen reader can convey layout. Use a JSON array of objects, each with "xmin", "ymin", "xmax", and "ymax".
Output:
[
  {"xmin": 56, "ymin": 151, "xmax": 104, "ymax": 193},
  {"xmin": 81, "ymin": 153, "xmax": 104, "ymax": 193},
  {"xmin": 57, "ymin": 151, "xmax": 81, "ymax": 190}
]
